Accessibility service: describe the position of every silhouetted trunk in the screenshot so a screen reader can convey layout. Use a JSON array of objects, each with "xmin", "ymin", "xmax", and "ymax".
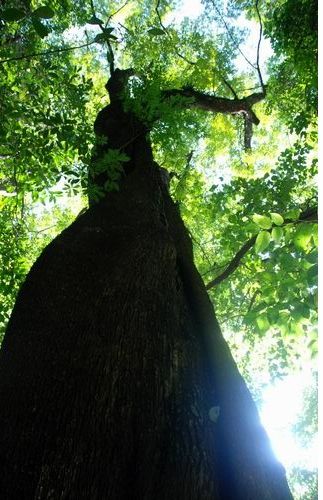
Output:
[{"xmin": 0, "ymin": 71, "xmax": 293, "ymax": 499}]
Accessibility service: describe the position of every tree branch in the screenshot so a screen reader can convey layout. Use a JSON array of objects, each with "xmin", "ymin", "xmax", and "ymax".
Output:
[
  {"xmin": 210, "ymin": 0, "xmax": 266, "ymax": 99},
  {"xmin": 162, "ymin": 87, "xmax": 265, "ymax": 124},
  {"xmin": 155, "ymin": 0, "xmax": 196, "ymax": 65},
  {"xmin": 89, "ymin": 0, "xmax": 115, "ymax": 73},
  {"xmin": 219, "ymin": 74, "xmax": 239, "ymax": 99},
  {"xmin": 254, "ymin": 0, "xmax": 265, "ymax": 94},
  {"xmin": 209, "ymin": 0, "xmax": 256, "ymax": 70},
  {"xmin": 206, "ymin": 235, "xmax": 257, "ymax": 290},
  {"xmin": 247, "ymin": 289, "xmax": 261, "ymax": 313},
  {"xmin": 206, "ymin": 206, "xmax": 318, "ymax": 290},
  {"xmin": 244, "ymin": 115, "xmax": 253, "ymax": 150},
  {"xmin": 0, "ymin": 41, "xmax": 95, "ymax": 65},
  {"xmin": 107, "ymin": 0, "xmax": 130, "ymax": 23}
]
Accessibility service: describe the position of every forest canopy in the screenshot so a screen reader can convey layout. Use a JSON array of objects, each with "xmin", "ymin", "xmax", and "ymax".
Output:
[{"xmin": 0, "ymin": 0, "xmax": 317, "ymax": 498}]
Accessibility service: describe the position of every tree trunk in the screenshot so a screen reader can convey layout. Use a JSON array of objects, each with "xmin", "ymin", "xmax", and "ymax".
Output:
[{"xmin": 0, "ymin": 79, "xmax": 293, "ymax": 499}]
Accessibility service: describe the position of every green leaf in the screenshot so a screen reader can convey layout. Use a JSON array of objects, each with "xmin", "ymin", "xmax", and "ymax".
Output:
[
  {"xmin": 293, "ymin": 223, "xmax": 313, "ymax": 251},
  {"xmin": 307, "ymin": 338, "xmax": 317, "ymax": 350},
  {"xmin": 252, "ymin": 301, "xmax": 267, "ymax": 313},
  {"xmin": 33, "ymin": 6, "xmax": 55, "ymax": 19},
  {"xmin": 96, "ymin": 28, "xmax": 117, "ymax": 41},
  {"xmin": 270, "ymin": 212, "xmax": 284, "ymax": 225},
  {"xmin": 294, "ymin": 302, "xmax": 310, "ymax": 319},
  {"xmin": 87, "ymin": 15, "xmax": 103, "ymax": 25},
  {"xmin": 252, "ymin": 214, "xmax": 272, "ymax": 230},
  {"xmin": 277, "ymin": 310, "xmax": 291, "ymax": 335},
  {"xmin": 32, "ymin": 17, "xmax": 50, "ymax": 37},
  {"xmin": 306, "ymin": 251, "xmax": 317, "ymax": 264},
  {"xmin": 267, "ymin": 307, "xmax": 280, "ymax": 325},
  {"xmin": 255, "ymin": 231, "xmax": 271, "ymax": 253},
  {"xmin": 244, "ymin": 311, "xmax": 257, "ymax": 325},
  {"xmin": 284, "ymin": 208, "xmax": 301, "ymax": 220},
  {"xmin": 272, "ymin": 226, "xmax": 283, "ymax": 243},
  {"xmin": 256, "ymin": 314, "xmax": 270, "ymax": 333},
  {"xmin": 311, "ymin": 223, "xmax": 318, "ymax": 246},
  {"xmin": 1, "ymin": 8, "xmax": 25, "ymax": 21},
  {"xmin": 94, "ymin": 33, "xmax": 108, "ymax": 43},
  {"xmin": 147, "ymin": 27, "xmax": 166, "ymax": 36},
  {"xmin": 258, "ymin": 271, "xmax": 274, "ymax": 283},
  {"xmin": 307, "ymin": 264, "xmax": 317, "ymax": 285}
]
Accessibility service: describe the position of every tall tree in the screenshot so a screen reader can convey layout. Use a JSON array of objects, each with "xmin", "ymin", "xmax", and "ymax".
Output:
[{"xmin": 0, "ymin": 0, "xmax": 317, "ymax": 498}]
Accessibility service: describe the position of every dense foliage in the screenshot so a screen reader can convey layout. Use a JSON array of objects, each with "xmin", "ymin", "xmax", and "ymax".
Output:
[{"xmin": 0, "ymin": 0, "xmax": 317, "ymax": 497}]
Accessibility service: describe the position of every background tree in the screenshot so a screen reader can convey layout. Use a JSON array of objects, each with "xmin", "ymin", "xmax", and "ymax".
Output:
[{"xmin": 0, "ymin": 0, "xmax": 317, "ymax": 498}]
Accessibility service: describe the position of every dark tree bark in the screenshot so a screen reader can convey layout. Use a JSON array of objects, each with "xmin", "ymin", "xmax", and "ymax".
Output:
[{"xmin": 0, "ymin": 70, "xmax": 293, "ymax": 500}]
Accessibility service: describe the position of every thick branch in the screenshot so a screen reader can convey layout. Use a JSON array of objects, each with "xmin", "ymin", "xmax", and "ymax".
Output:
[
  {"xmin": 244, "ymin": 115, "xmax": 253, "ymax": 150},
  {"xmin": 206, "ymin": 206, "xmax": 318, "ymax": 290},
  {"xmin": 162, "ymin": 88, "xmax": 265, "ymax": 124},
  {"xmin": 206, "ymin": 235, "xmax": 257, "ymax": 290}
]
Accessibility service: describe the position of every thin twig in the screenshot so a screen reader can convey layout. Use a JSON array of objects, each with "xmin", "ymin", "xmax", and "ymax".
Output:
[
  {"xmin": 107, "ymin": 0, "xmax": 130, "ymax": 23},
  {"xmin": 90, "ymin": 0, "xmax": 115, "ymax": 72},
  {"xmin": 0, "ymin": 41, "xmax": 95, "ymax": 65},
  {"xmin": 118, "ymin": 21, "xmax": 133, "ymax": 35},
  {"xmin": 173, "ymin": 150, "xmax": 194, "ymax": 197},
  {"xmin": 220, "ymin": 75, "xmax": 239, "ymax": 99},
  {"xmin": 242, "ymin": 85, "xmax": 264, "ymax": 92},
  {"xmin": 31, "ymin": 224, "xmax": 57, "ymax": 234},
  {"xmin": 155, "ymin": 0, "xmax": 196, "ymax": 65},
  {"xmin": 209, "ymin": 0, "xmax": 256, "ymax": 70},
  {"xmin": 254, "ymin": 0, "xmax": 265, "ymax": 93},
  {"xmin": 201, "ymin": 261, "xmax": 228, "ymax": 277},
  {"xmin": 185, "ymin": 150, "xmax": 194, "ymax": 169},
  {"xmin": 247, "ymin": 289, "xmax": 261, "ymax": 313},
  {"xmin": 188, "ymin": 230, "xmax": 213, "ymax": 267}
]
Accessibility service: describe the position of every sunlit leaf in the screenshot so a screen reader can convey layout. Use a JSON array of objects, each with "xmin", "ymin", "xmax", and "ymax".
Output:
[
  {"xmin": 293, "ymin": 223, "xmax": 313, "ymax": 251},
  {"xmin": 255, "ymin": 231, "xmax": 271, "ymax": 253},
  {"xmin": 311, "ymin": 224, "xmax": 318, "ymax": 246},
  {"xmin": 284, "ymin": 208, "xmax": 301, "ymax": 220},
  {"xmin": 256, "ymin": 314, "xmax": 270, "ymax": 333},
  {"xmin": 270, "ymin": 212, "xmax": 284, "ymax": 225},
  {"xmin": 272, "ymin": 226, "xmax": 283, "ymax": 243},
  {"xmin": 147, "ymin": 27, "xmax": 166, "ymax": 36},
  {"xmin": 252, "ymin": 214, "xmax": 272, "ymax": 230}
]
